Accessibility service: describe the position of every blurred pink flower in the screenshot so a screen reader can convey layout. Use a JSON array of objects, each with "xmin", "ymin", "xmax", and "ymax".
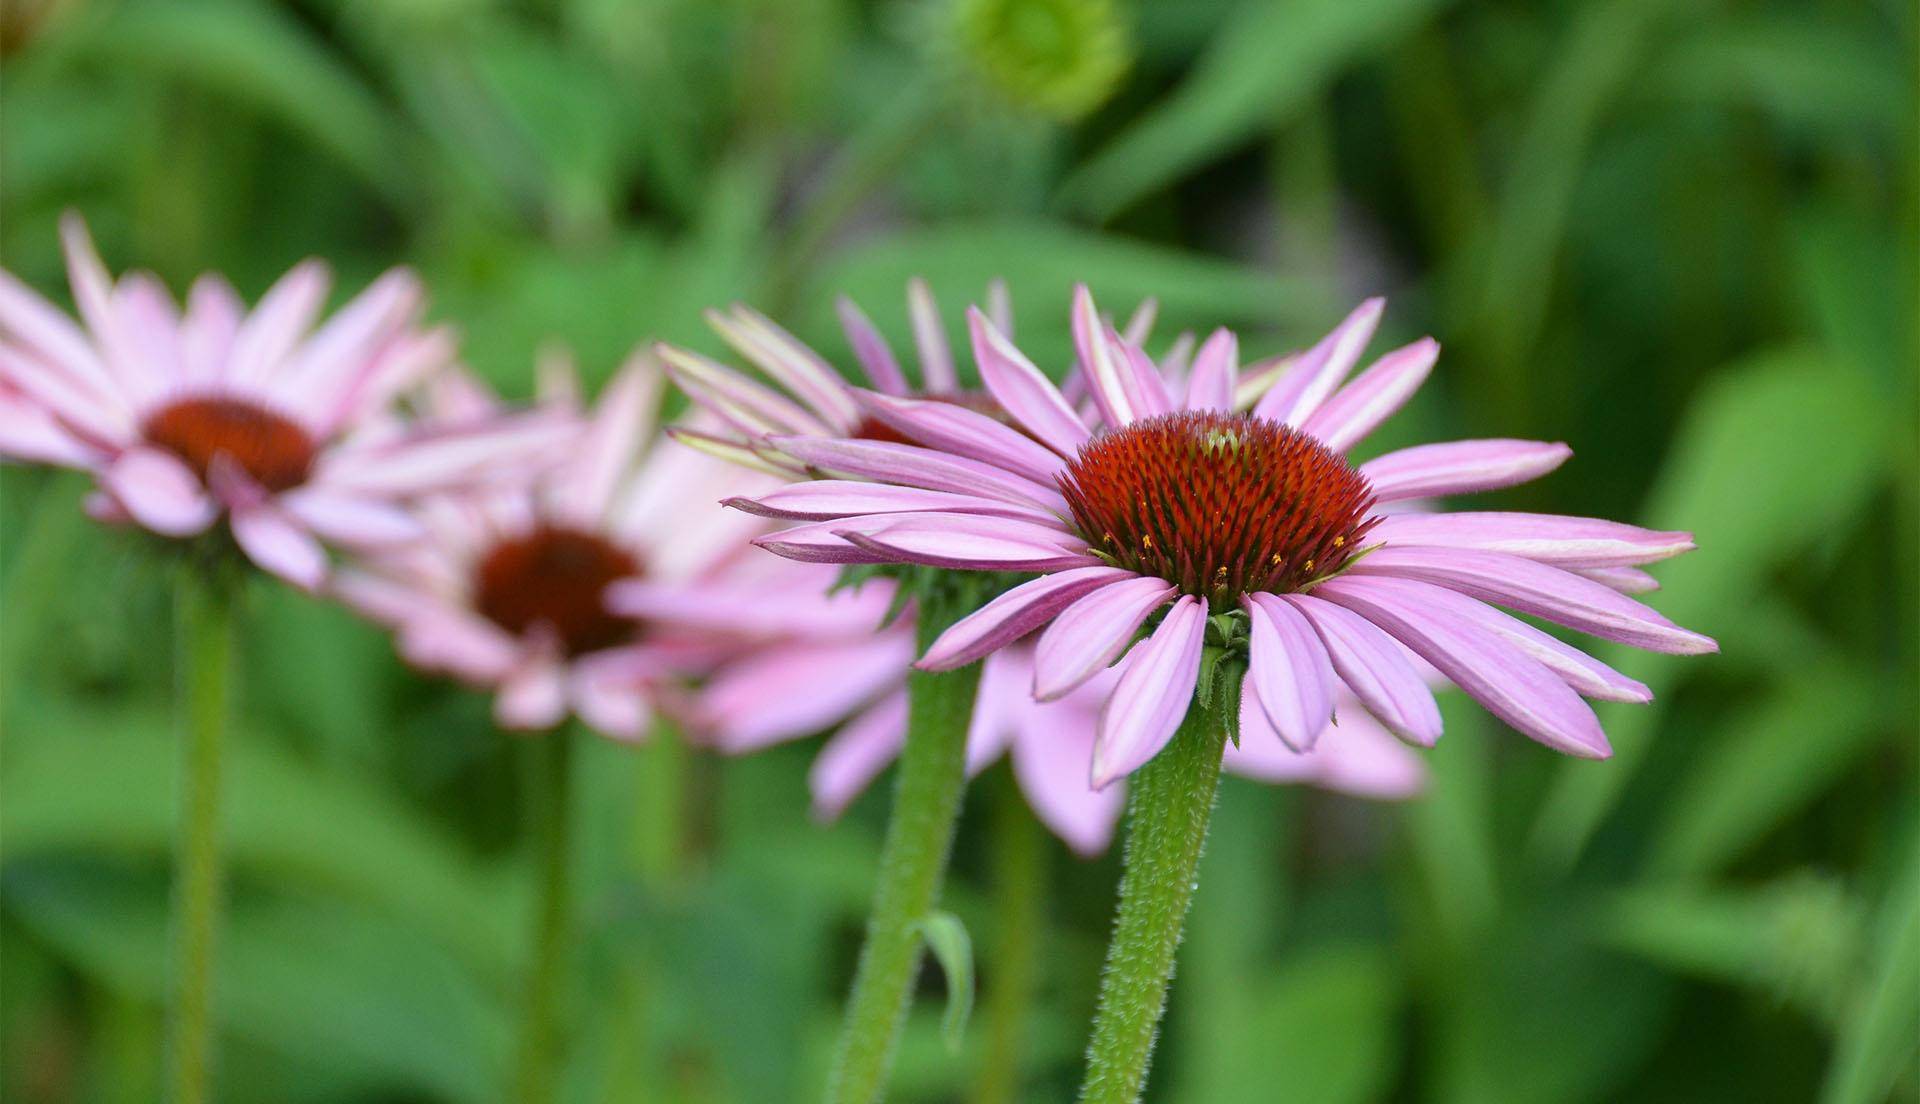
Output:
[
  {"xmin": 333, "ymin": 353, "xmax": 915, "ymax": 740},
  {"xmin": 0, "ymin": 214, "xmax": 566, "ymax": 588},
  {"xmin": 659, "ymin": 281, "xmax": 1427, "ymax": 853},
  {"xmin": 733, "ymin": 287, "xmax": 1718, "ymax": 788}
]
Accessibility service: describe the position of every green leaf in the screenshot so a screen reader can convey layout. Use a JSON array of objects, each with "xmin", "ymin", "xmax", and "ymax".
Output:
[
  {"xmin": 1238, "ymin": 944, "xmax": 1402, "ymax": 1104},
  {"xmin": 916, "ymin": 910, "xmax": 975, "ymax": 1052},
  {"xmin": 1531, "ymin": 349, "xmax": 1893, "ymax": 869},
  {"xmin": 1821, "ymin": 831, "xmax": 1920, "ymax": 1104},
  {"xmin": 1056, "ymin": 0, "xmax": 1443, "ymax": 221}
]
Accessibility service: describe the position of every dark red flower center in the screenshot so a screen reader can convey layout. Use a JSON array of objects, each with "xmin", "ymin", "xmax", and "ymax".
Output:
[
  {"xmin": 850, "ymin": 390, "xmax": 1016, "ymax": 446},
  {"xmin": 142, "ymin": 396, "xmax": 316, "ymax": 492},
  {"xmin": 1059, "ymin": 411, "xmax": 1377, "ymax": 606},
  {"xmin": 473, "ymin": 526, "xmax": 641, "ymax": 656}
]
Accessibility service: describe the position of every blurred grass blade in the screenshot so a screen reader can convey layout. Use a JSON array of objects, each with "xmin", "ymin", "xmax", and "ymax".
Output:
[
  {"xmin": 1821, "ymin": 836, "xmax": 1920, "ymax": 1104},
  {"xmin": 1057, "ymin": 0, "xmax": 1442, "ymax": 221}
]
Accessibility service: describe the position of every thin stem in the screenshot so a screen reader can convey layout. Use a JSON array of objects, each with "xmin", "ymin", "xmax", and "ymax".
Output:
[
  {"xmin": 167, "ymin": 563, "xmax": 238, "ymax": 1104},
  {"xmin": 974, "ymin": 772, "xmax": 1045, "ymax": 1104},
  {"xmin": 1078, "ymin": 671, "xmax": 1237, "ymax": 1104},
  {"xmin": 516, "ymin": 729, "xmax": 576, "ymax": 1104},
  {"xmin": 825, "ymin": 591, "xmax": 983, "ymax": 1104}
]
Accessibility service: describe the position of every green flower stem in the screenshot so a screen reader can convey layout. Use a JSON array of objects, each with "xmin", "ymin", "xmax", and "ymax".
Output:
[
  {"xmin": 167, "ymin": 563, "xmax": 238, "ymax": 1104},
  {"xmin": 1078, "ymin": 671, "xmax": 1238, "ymax": 1104},
  {"xmin": 974, "ymin": 772, "xmax": 1045, "ymax": 1104},
  {"xmin": 826, "ymin": 592, "xmax": 984, "ymax": 1104},
  {"xmin": 515, "ymin": 728, "xmax": 577, "ymax": 1104}
]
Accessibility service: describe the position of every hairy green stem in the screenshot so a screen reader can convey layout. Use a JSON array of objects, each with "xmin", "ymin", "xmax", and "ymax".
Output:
[
  {"xmin": 1078, "ymin": 677, "xmax": 1237, "ymax": 1104},
  {"xmin": 826, "ymin": 592, "xmax": 983, "ymax": 1104},
  {"xmin": 167, "ymin": 564, "xmax": 237, "ymax": 1104},
  {"xmin": 974, "ymin": 772, "xmax": 1045, "ymax": 1104},
  {"xmin": 516, "ymin": 730, "xmax": 576, "ymax": 1104}
]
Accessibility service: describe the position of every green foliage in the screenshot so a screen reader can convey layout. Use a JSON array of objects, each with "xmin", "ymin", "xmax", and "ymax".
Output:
[{"xmin": 2, "ymin": 0, "xmax": 1914, "ymax": 1100}]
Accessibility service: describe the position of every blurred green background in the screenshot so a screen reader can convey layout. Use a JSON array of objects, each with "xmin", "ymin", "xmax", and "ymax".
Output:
[{"xmin": 1, "ymin": 0, "xmax": 1915, "ymax": 1100}]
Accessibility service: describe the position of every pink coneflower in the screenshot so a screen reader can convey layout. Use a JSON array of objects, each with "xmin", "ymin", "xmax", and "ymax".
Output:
[
  {"xmin": 333, "ymin": 352, "xmax": 910, "ymax": 741},
  {"xmin": 659, "ymin": 282, "xmax": 1425, "ymax": 854},
  {"xmin": 735, "ymin": 287, "xmax": 1718, "ymax": 788},
  {"xmin": 0, "ymin": 215, "xmax": 564, "ymax": 588}
]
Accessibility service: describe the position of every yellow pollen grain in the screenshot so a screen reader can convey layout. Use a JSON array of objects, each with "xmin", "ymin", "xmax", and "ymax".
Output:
[
  {"xmin": 1332, "ymin": 535, "xmax": 1346, "ymax": 547},
  {"xmin": 1303, "ymin": 559, "xmax": 1315, "ymax": 573}
]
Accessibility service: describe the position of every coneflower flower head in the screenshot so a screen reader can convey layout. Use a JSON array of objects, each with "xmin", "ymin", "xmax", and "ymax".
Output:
[
  {"xmin": 732, "ymin": 286, "xmax": 1718, "ymax": 787},
  {"xmin": 0, "ymin": 214, "xmax": 570, "ymax": 588}
]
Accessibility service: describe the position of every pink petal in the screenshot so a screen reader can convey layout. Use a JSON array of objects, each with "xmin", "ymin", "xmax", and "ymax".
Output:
[
  {"xmin": 547, "ymin": 352, "xmax": 660, "ymax": 524},
  {"xmin": 1225, "ymin": 696, "xmax": 1426, "ymax": 800},
  {"xmin": 906, "ymin": 278, "xmax": 956, "ymax": 392},
  {"xmin": 608, "ymin": 573, "xmax": 894, "ymax": 639},
  {"xmin": 1372, "ymin": 511, "xmax": 1695, "ymax": 568},
  {"xmin": 657, "ymin": 343, "xmax": 839, "ymax": 438},
  {"xmin": 0, "ymin": 265, "xmax": 116, "ymax": 401},
  {"xmin": 707, "ymin": 304, "xmax": 862, "ymax": 429},
  {"xmin": 108, "ymin": 274, "xmax": 184, "ymax": 406},
  {"xmin": 1242, "ymin": 593, "xmax": 1336, "ymax": 751},
  {"xmin": 1252, "ymin": 298, "xmax": 1385, "ymax": 424},
  {"xmin": 1359, "ymin": 439, "xmax": 1572, "ymax": 503},
  {"xmin": 1091, "ymin": 596, "xmax": 1207, "ymax": 788},
  {"xmin": 1009, "ymin": 700, "xmax": 1124, "ymax": 856},
  {"xmin": 727, "ymin": 480, "xmax": 1057, "ymax": 524},
  {"xmin": 770, "ymin": 435, "xmax": 1069, "ymax": 514},
  {"xmin": 1577, "ymin": 565, "xmax": 1659, "ymax": 593},
  {"xmin": 226, "ymin": 259, "xmax": 332, "ymax": 386},
  {"xmin": 1351, "ymin": 545, "xmax": 1717, "ymax": 654},
  {"xmin": 1332, "ymin": 573, "xmax": 1649, "ymax": 702},
  {"xmin": 809, "ymin": 692, "xmax": 909, "ymax": 820},
  {"xmin": 317, "ymin": 411, "xmax": 574, "ymax": 497},
  {"xmin": 278, "ymin": 487, "xmax": 425, "ymax": 547},
  {"xmin": 0, "ymin": 387, "xmax": 94, "ymax": 467},
  {"xmin": 918, "ymin": 566, "xmax": 1132, "ymax": 671},
  {"xmin": 1122, "ymin": 297, "xmax": 1158, "ymax": 347},
  {"xmin": 844, "ymin": 514, "xmax": 1098, "ymax": 572},
  {"xmin": 696, "ymin": 635, "xmax": 910, "ymax": 753},
  {"xmin": 101, "ymin": 446, "xmax": 216, "ymax": 536},
  {"xmin": 0, "ymin": 344, "xmax": 133, "ymax": 443},
  {"xmin": 1314, "ymin": 576, "xmax": 1611, "ymax": 757},
  {"xmin": 495, "ymin": 659, "xmax": 568, "ymax": 731},
  {"xmin": 1183, "ymin": 328, "xmax": 1237, "ymax": 413},
  {"xmin": 836, "ymin": 297, "xmax": 910, "ymax": 395},
  {"xmin": 852, "ymin": 388, "xmax": 1066, "ymax": 486},
  {"xmin": 397, "ymin": 608, "xmax": 522, "ymax": 683},
  {"xmin": 180, "ymin": 276, "xmax": 243, "ymax": 383},
  {"xmin": 570, "ymin": 652, "xmax": 653, "ymax": 742},
  {"xmin": 279, "ymin": 268, "xmax": 422, "ymax": 412},
  {"xmin": 986, "ymin": 279, "xmax": 1014, "ymax": 336},
  {"xmin": 1299, "ymin": 337, "xmax": 1438, "ymax": 453},
  {"xmin": 1072, "ymin": 284, "xmax": 1137, "ymax": 428},
  {"xmin": 968, "ymin": 307, "xmax": 1089, "ymax": 458},
  {"xmin": 230, "ymin": 502, "xmax": 328, "ymax": 589},
  {"xmin": 1111, "ymin": 327, "xmax": 1174, "ymax": 418},
  {"xmin": 1033, "ymin": 574, "xmax": 1178, "ymax": 700},
  {"xmin": 1283, "ymin": 593, "xmax": 1441, "ymax": 746},
  {"xmin": 318, "ymin": 327, "xmax": 456, "ymax": 436}
]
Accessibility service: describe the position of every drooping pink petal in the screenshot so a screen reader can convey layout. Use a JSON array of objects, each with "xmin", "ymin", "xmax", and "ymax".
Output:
[
  {"xmin": 396, "ymin": 607, "xmax": 522, "ymax": 683},
  {"xmin": 1091, "ymin": 595, "xmax": 1207, "ymax": 788},
  {"xmin": 907, "ymin": 277, "xmax": 957, "ymax": 392},
  {"xmin": 1033, "ymin": 574, "xmax": 1178, "ymax": 700},
  {"xmin": 1332, "ymin": 572, "xmax": 1649, "ymax": 702},
  {"xmin": 1314, "ymin": 576, "xmax": 1610, "ymax": 757},
  {"xmin": 810, "ymin": 691, "xmax": 909, "ymax": 820},
  {"xmin": 1225, "ymin": 697, "xmax": 1426, "ymax": 800},
  {"xmin": 101, "ymin": 446, "xmax": 217, "ymax": 536},
  {"xmin": 708, "ymin": 304, "xmax": 863, "ymax": 430},
  {"xmin": 836, "ymin": 296, "xmax": 910, "ymax": 395},
  {"xmin": 1252, "ymin": 298, "xmax": 1384, "ymax": 425},
  {"xmin": 496, "ymin": 658, "xmax": 568, "ymax": 731},
  {"xmin": 1350, "ymin": 545, "xmax": 1717, "ymax": 654},
  {"xmin": 852, "ymin": 388, "xmax": 1067, "ymax": 485},
  {"xmin": 0, "ymin": 387, "xmax": 94, "ymax": 467},
  {"xmin": 1359, "ymin": 439, "xmax": 1572, "ymax": 502},
  {"xmin": 1299, "ymin": 338, "xmax": 1438, "ymax": 453},
  {"xmin": 1371, "ymin": 511, "xmax": 1694, "ymax": 568},
  {"xmin": 769, "ymin": 435, "xmax": 1070, "ymax": 513},
  {"xmin": 1009, "ymin": 699, "xmax": 1125, "ymax": 857},
  {"xmin": 1283, "ymin": 593, "xmax": 1441, "ymax": 746},
  {"xmin": 1576, "ymin": 565, "xmax": 1660, "ymax": 593},
  {"xmin": 968, "ymin": 307, "xmax": 1089, "ymax": 457},
  {"xmin": 918, "ymin": 566, "xmax": 1132, "ymax": 671},
  {"xmin": 727, "ymin": 480, "xmax": 1057, "ymax": 524},
  {"xmin": 229, "ymin": 502, "xmax": 328, "ymax": 589},
  {"xmin": 843, "ymin": 514, "xmax": 1099, "ymax": 573},
  {"xmin": 964, "ymin": 648, "xmax": 1023, "ymax": 775},
  {"xmin": 697, "ymin": 634, "xmax": 911, "ymax": 753},
  {"xmin": 278, "ymin": 487, "xmax": 425, "ymax": 547},
  {"xmin": 751, "ymin": 518, "xmax": 904, "ymax": 565},
  {"xmin": 570, "ymin": 652, "xmax": 653, "ymax": 742},
  {"xmin": 1182, "ymin": 328, "xmax": 1238, "ymax": 413},
  {"xmin": 1242, "ymin": 592, "xmax": 1335, "ymax": 751}
]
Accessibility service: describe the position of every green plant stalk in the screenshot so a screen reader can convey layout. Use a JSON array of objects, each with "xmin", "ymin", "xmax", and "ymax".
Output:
[
  {"xmin": 516, "ymin": 729, "xmax": 576, "ymax": 1104},
  {"xmin": 826, "ymin": 592, "xmax": 983, "ymax": 1104},
  {"xmin": 1078, "ymin": 670, "xmax": 1237, "ymax": 1104},
  {"xmin": 974, "ymin": 772, "xmax": 1045, "ymax": 1104},
  {"xmin": 167, "ymin": 563, "xmax": 238, "ymax": 1104}
]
